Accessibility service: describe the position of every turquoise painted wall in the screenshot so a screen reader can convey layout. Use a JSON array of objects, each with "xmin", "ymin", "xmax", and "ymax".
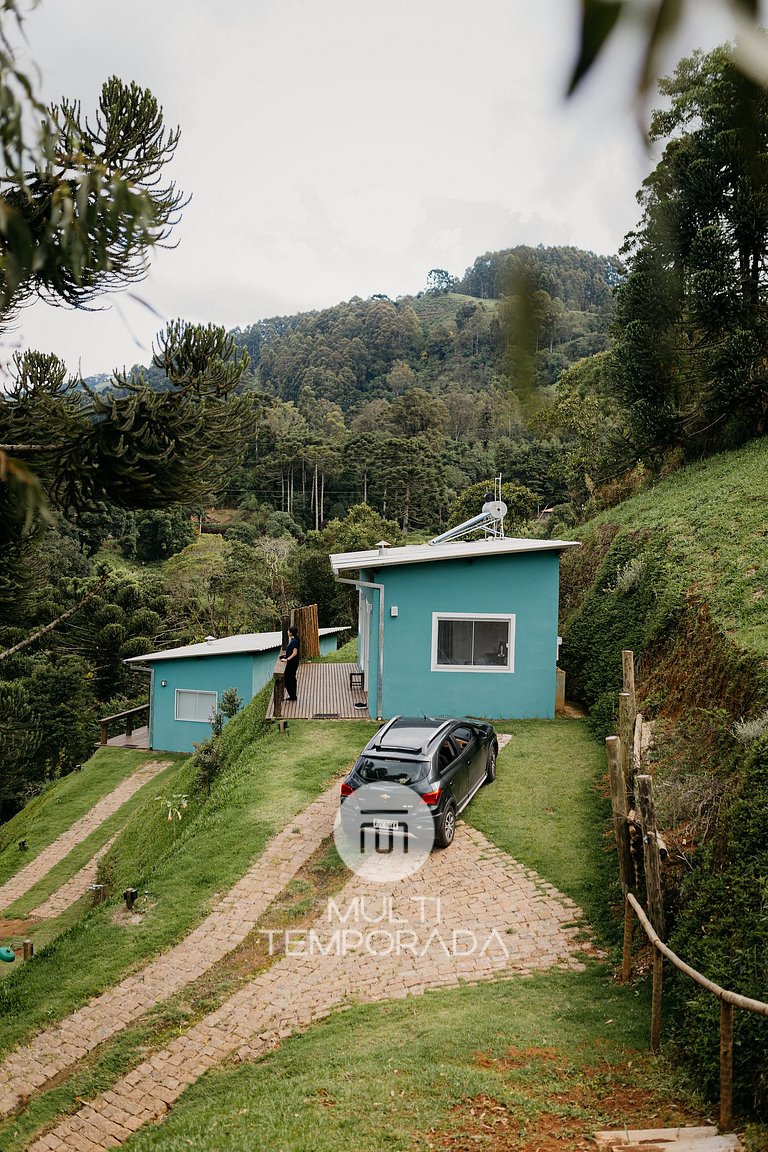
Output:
[
  {"xmin": 151, "ymin": 652, "xmax": 259, "ymax": 753},
  {"xmin": 149, "ymin": 634, "xmax": 343, "ymax": 752},
  {"xmin": 361, "ymin": 552, "xmax": 560, "ymax": 720}
]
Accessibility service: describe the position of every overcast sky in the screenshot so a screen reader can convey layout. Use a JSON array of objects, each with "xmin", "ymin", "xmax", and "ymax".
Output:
[{"xmin": 6, "ymin": 0, "xmax": 755, "ymax": 377}]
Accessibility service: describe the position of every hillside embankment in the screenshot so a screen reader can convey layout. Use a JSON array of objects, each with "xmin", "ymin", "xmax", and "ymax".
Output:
[{"xmin": 558, "ymin": 437, "xmax": 768, "ymax": 1121}]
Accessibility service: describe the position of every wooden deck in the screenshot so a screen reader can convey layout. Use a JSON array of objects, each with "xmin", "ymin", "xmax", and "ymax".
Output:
[
  {"xmin": 106, "ymin": 725, "xmax": 149, "ymax": 749},
  {"xmin": 266, "ymin": 662, "xmax": 370, "ymax": 720}
]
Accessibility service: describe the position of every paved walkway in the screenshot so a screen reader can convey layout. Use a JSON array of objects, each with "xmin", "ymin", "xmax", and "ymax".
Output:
[
  {"xmin": 0, "ymin": 785, "xmax": 341, "ymax": 1118},
  {"xmin": 0, "ymin": 761, "xmax": 171, "ymax": 914},
  {"xmin": 3, "ymin": 736, "xmax": 599, "ymax": 1151},
  {"xmin": 26, "ymin": 822, "xmax": 592, "ymax": 1151},
  {"xmin": 28, "ymin": 835, "xmax": 119, "ymax": 920}
]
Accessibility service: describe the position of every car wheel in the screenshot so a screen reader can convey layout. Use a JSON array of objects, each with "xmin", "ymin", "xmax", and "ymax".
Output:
[
  {"xmin": 485, "ymin": 745, "xmax": 497, "ymax": 784},
  {"xmin": 435, "ymin": 803, "xmax": 456, "ymax": 849}
]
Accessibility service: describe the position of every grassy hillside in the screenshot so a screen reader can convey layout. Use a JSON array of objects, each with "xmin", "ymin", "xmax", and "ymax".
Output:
[
  {"xmin": 558, "ymin": 437, "xmax": 768, "ymax": 1119},
  {"xmin": 568, "ymin": 438, "xmax": 768, "ymax": 657},
  {"xmin": 559, "ymin": 437, "xmax": 768, "ymax": 735}
]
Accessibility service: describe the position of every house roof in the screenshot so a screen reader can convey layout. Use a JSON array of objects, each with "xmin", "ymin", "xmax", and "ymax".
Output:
[
  {"xmin": 124, "ymin": 627, "xmax": 349, "ymax": 665},
  {"xmin": 329, "ymin": 536, "xmax": 579, "ymax": 574}
]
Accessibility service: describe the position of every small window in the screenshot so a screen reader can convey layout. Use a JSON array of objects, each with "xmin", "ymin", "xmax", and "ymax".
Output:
[
  {"xmin": 432, "ymin": 613, "xmax": 515, "ymax": 673},
  {"xmin": 452, "ymin": 724, "xmax": 476, "ymax": 749},
  {"xmin": 175, "ymin": 689, "xmax": 217, "ymax": 723}
]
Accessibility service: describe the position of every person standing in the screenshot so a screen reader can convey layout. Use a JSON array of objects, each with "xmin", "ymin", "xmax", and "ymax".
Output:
[{"xmin": 283, "ymin": 625, "xmax": 300, "ymax": 701}]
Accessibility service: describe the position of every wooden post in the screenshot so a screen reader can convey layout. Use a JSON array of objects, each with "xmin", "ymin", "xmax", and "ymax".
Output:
[
  {"xmin": 619, "ymin": 692, "xmax": 635, "ymax": 802},
  {"xmin": 622, "ymin": 649, "xmax": 636, "ymax": 714},
  {"xmin": 719, "ymin": 999, "xmax": 734, "ymax": 1129},
  {"xmin": 555, "ymin": 667, "xmax": 566, "ymax": 714},
  {"xmin": 291, "ymin": 604, "xmax": 320, "ymax": 658},
  {"xmin": 22, "ymin": 939, "xmax": 33, "ymax": 960},
  {"xmin": 651, "ymin": 949, "xmax": 663, "ymax": 1053},
  {"xmin": 100, "ymin": 722, "xmax": 108, "ymax": 746},
  {"xmin": 622, "ymin": 900, "xmax": 634, "ymax": 983},
  {"xmin": 125, "ymin": 713, "xmax": 134, "ymax": 739},
  {"xmin": 273, "ymin": 663, "xmax": 284, "ymax": 720},
  {"xmin": 606, "ymin": 736, "xmax": 634, "ymax": 899},
  {"xmin": 635, "ymin": 774, "xmax": 666, "ymax": 940}
]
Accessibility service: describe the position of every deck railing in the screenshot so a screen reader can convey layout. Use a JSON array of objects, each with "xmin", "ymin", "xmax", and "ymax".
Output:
[{"xmin": 98, "ymin": 704, "xmax": 149, "ymax": 746}]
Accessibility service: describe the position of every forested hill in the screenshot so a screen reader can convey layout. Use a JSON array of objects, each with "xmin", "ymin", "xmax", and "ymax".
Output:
[{"xmin": 222, "ymin": 243, "xmax": 622, "ymax": 412}]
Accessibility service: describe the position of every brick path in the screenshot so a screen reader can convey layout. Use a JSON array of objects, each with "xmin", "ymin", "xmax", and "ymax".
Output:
[
  {"xmin": 25, "ymin": 818, "xmax": 592, "ymax": 1151},
  {"xmin": 0, "ymin": 784, "xmax": 341, "ymax": 1118},
  {"xmin": 29, "ymin": 835, "xmax": 119, "ymax": 920},
  {"xmin": 0, "ymin": 761, "xmax": 171, "ymax": 914},
  {"xmin": 4, "ymin": 735, "xmax": 599, "ymax": 1151}
]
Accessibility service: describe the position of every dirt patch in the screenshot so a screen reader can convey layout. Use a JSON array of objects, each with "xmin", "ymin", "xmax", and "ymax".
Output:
[
  {"xmin": 0, "ymin": 916, "xmax": 35, "ymax": 939},
  {"xmin": 641, "ymin": 598, "xmax": 764, "ymax": 722},
  {"xmin": 415, "ymin": 1048, "xmax": 708, "ymax": 1152}
]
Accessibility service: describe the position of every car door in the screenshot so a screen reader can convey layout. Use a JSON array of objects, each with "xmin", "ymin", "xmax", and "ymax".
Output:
[
  {"xmin": 450, "ymin": 723, "xmax": 486, "ymax": 800},
  {"xmin": 434, "ymin": 735, "xmax": 467, "ymax": 810}
]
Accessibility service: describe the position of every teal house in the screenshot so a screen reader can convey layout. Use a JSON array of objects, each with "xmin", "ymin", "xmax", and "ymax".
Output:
[
  {"xmin": 125, "ymin": 629, "xmax": 347, "ymax": 753},
  {"xmin": 330, "ymin": 537, "xmax": 577, "ymax": 721}
]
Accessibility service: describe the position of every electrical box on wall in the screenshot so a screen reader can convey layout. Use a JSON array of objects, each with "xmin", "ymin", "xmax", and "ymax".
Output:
[{"xmin": 390, "ymin": 606, "xmax": 398, "ymax": 617}]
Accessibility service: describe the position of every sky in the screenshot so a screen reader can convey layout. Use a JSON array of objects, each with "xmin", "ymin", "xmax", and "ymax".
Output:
[{"xmin": 6, "ymin": 0, "xmax": 759, "ymax": 377}]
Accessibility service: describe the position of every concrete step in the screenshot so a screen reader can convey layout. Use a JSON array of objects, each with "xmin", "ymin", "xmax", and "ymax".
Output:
[{"xmin": 594, "ymin": 1129, "xmax": 742, "ymax": 1152}]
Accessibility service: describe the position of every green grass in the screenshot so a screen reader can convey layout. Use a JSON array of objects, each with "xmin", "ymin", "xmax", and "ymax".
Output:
[
  {"xmin": 467, "ymin": 719, "xmax": 619, "ymax": 944},
  {"xmin": 121, "ymin": 971, "xmax": 702, "ymax": 1152},
  {"xmin": 0, "ymin": 748, "xmax": 179, "ymax": 888},
  {"xmin": 578, "ymin": 438, "xmax": 768, "ymax": 658},
  {"xmin": 0, "ymin": 702, "xmax": 374, "ymax": 1052},
  {"xmin": 315, "ymin": 635, "xmax": 358, "ymax": 663}
]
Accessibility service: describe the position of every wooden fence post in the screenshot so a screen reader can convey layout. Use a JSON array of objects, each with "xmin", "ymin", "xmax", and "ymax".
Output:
[
  {"xmin": 619, "ymin": 691, "xmax": 636, "ymax": 804},
  {"xmin": 651, "ymin": 950, "xmax": 663, "ymax": 1053},
  {"xmin": 622, "ymin": 900, "xmax": 634, "ymax": 984},
  {"xmin": 622, "ymin": 649, "xmax": 636, "ymax": 714},
  {"xmin": 606, "ymin": 736, "xmax": 634, "ymax": 897},
  {"xmin": 635, "ymin": 774, "xmax": 666, "ymax": 941},
  {"xmin": 273, "ymin": 663, "xmax": 284, "ymax": 720},
  {"xmin": 720, "ymin": 1000, "xmax": 734, "ymax": 1130},
  {"xmin": 607, "ymin": 734, "xmax": 635, "ymax": 982}
]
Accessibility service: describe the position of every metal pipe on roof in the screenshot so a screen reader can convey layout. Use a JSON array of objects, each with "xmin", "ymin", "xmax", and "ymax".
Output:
[{"xmin": 334, "ymin": 576, "xmax": 384, "ymax": 721}]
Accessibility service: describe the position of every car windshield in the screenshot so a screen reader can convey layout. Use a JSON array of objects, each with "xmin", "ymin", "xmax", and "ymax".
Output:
[{"xmin": 356, "ymin": 756, "xmax": 429, "ymax": 785}]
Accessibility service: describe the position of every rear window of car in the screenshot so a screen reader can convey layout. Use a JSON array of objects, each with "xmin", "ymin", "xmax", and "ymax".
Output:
[{"xmin": 356, "ymin": 756, "xmax": 430, "ymax": 785}]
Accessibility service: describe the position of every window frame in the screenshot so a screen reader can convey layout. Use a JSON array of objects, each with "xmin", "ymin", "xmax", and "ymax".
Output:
[
  {"xmin": 430, "ymin": 612, "xmax": 515, "ymax": 674},
  {"xmin": 174, "ymin": 688, "xmax": 218, "ymax": 723}
]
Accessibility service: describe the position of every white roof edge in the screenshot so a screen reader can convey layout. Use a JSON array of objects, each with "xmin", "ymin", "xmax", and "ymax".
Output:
[
  {"xmin": 124, "ymin": 625, "xmax": 350, "ymax": 665},
  {"xmin": 330, "ymin": 537, "xmax": 580, "ymax": 574}
]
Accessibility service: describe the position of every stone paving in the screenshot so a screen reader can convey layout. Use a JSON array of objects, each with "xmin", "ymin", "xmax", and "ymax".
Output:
[
  {"xmin": 4, "ymin": 735, "xmax": 599, "ymax": 1151},
  {"xmin": 29, "ymin": 835, "xmax": 119, "ymax": 921},
  {"xmin": 0, "ymin": 761, "xmax": 171, "ymax": 914},
  {"xmin": 25, "ymin": 819, "xmax": 593, "ymax": 1151},
  {"xmin": 0, "ymin": 784, "xmax": 341, "ymax": 1118}
]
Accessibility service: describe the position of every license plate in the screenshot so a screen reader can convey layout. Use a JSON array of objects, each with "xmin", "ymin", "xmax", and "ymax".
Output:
[{"xmin": 373, "ymin": 818, "xmax": 399, "ymax": 831}]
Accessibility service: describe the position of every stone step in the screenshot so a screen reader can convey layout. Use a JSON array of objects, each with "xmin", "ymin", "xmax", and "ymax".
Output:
[{"xmin": 594, "ymin": 1129, "xmax": 742, "ymax": 1152}]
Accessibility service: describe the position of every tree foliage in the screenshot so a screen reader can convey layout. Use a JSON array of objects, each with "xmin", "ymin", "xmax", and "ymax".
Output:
[{"xmin": 612, "ymin": 45, "xmax": 768, "ymax": 458}]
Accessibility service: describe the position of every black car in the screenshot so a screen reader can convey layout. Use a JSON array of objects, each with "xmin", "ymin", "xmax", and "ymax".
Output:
[{"xmin": 339, "ymin": 715, "xmax": 498, "ymax": 849}]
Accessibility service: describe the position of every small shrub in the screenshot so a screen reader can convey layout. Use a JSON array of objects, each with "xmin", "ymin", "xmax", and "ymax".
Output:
[
  {"xmin": 732, "ymin": 708, "xmax": 768, "ymax": 744},
  {"xmin": 608, "ymin": 554, "xmax": 647, "ymax": 596}
]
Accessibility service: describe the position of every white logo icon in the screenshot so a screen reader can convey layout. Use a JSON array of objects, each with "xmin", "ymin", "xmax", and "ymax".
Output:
[{"xmin": 334, "ymin": 782, "xmax": 435, "ymax": 882}]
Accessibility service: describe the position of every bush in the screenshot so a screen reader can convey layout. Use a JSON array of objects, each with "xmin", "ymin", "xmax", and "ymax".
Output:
[
  {"xmin": 560, "ymin": 531, "xmax": 680, "ymax": 739},
  {"xmin": 666, "ymin": 736, "xmax": 768, "ymax": 1118}
]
